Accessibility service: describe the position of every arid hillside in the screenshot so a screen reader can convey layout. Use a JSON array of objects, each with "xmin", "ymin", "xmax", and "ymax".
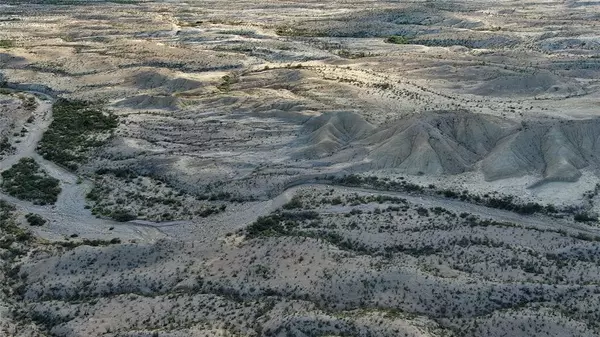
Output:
[{"xmin": 2, "ymin": 1, "xmax": 600, "ymax": 336}]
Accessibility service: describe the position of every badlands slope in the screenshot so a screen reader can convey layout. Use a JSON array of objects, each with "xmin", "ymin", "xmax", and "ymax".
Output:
[
  {"xmin": 298, "ymin": 110, "xmax": 600, "ymax": 183},
  {"xmin": 1, "ymin": 0, "xmax": 600, "ymax": 336}
]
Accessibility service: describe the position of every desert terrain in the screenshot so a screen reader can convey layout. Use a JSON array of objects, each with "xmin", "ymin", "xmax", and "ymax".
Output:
[{"xmin": 2, "ymin": 0, "xmax": 600, "ymax": 336}]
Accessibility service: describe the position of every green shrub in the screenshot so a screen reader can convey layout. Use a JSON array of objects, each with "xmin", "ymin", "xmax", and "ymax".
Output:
[
  {"xmin": 275, "ymin": 26, "xmax": 324, "ymax": 37},
  {"xmin": 38, "ymin": 99, "xmax": 118, "ymax": 170},
  {"xmin": 25, "ymin": 213, "xmax": 47, "ymax": 226},
  {"xmin": 246, "ymin": 211, "xmax": 320, "ymax": 238},
  {"xmin": 217, "ymin": 74, "xmax": 238, "ymax": 92},
  {"xmin": 385, "ymin": 35, "xmax": 410, "ymax": 44},
  {"xmin": 416, "ymin": 207, "xmax": 429, "ymax": 217},
  {"xmin": 282, "ymin": 196, "xmax": 303, "ymax": 210},
  {"xmin": 56, "ymin": 237, "xmax": 122, "ymax": 249},
  {"xmin": 0, "ymin": 200, "xmax": 16, "ymax": 223},
  {"xmin": 0, "ymin": 40, "xmax": 15, "ymax": 48},
  {"xmin": 217, "ymin": 29, "xmax": 256, "ymax": 37},
  {"xmin": 111, "ymin": 208, "xmax": 136, "ymax": 222},
  {"xmin": 1, "ymin": 158, "xmax": 61, "ymax": 205},
  {"xmin": 197, "ymin": 206, "xmax": 225, "ymax": 217},
  {"xmin": 574, "ymin": 212, "xmax": 598, "ymax": 223},
  {"xmin": 0, "ymin": 200, "xmax": 32, "ymax": 247},
  {"xmin": 0, "ymin": 136, "xmax": 14, "ymax": 156}
]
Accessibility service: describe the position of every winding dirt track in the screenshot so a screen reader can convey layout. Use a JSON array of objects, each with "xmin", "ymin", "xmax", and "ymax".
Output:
[
  {"xmin": 0, "ymin": 92, "xmax": 167, "ymax": 242},
  {"xmin": 1, "ymin": 91, "xmax": 595, "ymax": 243}
]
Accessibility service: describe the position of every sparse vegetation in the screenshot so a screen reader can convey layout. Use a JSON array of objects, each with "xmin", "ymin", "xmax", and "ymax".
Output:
[
  {"xmin": 86, "ymin": 172, "xmax": 229, "ymax": 222},
  {"xmin": 217, "ymin": 74, "xmax": 239, "ymax": 92},
  {"xmin": 3, "ymin": 2, "xmax": 600, "ymax": 337}
]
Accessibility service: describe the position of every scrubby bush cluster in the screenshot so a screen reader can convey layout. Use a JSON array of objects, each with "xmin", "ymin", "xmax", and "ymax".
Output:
[
  {"xmin": 245, "ymin": 211, "xmax": 321, "ymax": 238},
  {"xmin": 574, "ymin": 212, "xmax": 598, "ymax": 223},
  {"xmin": 0, "ymin": 200, "xmax": 32, "ymax": 248},
  {"xmin": 0, "ymin": 136, "xmax": 15, "ymax": 157},
  {"xmin": 55, "ymin": 237, "xmax": 122, "ymax": 249},
  {"xmin": 0, "ymin": 39, "xmax": 15, "ymax": 48},
  {"xmin": 25, "ymin": 213, "xmax": 46, "ymax": 226},
  {"xmin": 331, "ymin": 174, "xmax": 423, "ymax": 193},
  {"xmin": 217, "ymin": 74, "xmax": 239, "ymax": 92},
  {"xmin": 1, "ymin": 158, "xmax": 61, "ymax": 205},
  {"xmin": 38, "ymin": 99, "xmax": 118, "ymax": 170},
  {"xmin": 385, "ymin": 35, "xmax": 410, "ymax": 44}
]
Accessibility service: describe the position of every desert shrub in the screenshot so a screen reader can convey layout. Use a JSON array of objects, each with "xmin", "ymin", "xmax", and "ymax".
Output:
[
  {"xmin": 416, "ymin": 207, "xmax": 429, "ymax": 217},
  {"xmin": 56, "ymin": 237, "xmax": 122, "ymax": 249},
  {"xmin": 0, "ymin": 200, "xmax": 16, "ymax": 223},
  {"xmin": 246, "ymin": 211, "xmax": 320, "ymax": 238},
  {"xmin": 85, "ymin": 185, "xmax": 103, "ymax": 202},
  {"xmin": 282, "ymin": 210, "xmax": 319, "ymax": 221},
  {"xmin": 1, "ymin": 158, "xmax": 61, "ymax": 205},
  {"xmin": 332, "ymin": 175, "xmax": 556, "ymax": 216},
  {"xmin": 0, "ymin": 200, "xmax": 32, "ymax": 247},
  {"xmin": 197, "ymin": 206, "xmax": 226, "ymax": 217},
  {"xmin": 385, "ymin": 35, "xmax": 409, "ymax": 44},
  {"xmin": 574, "ymin": 212, "xmax": 598, "ymax": 223},
  {"xmin": 335, "ymin": 174, "xmax": 363, "ymax": 185},
  {"xmin": 0, "ymin": 40, "xmax": 15, "ymax": 48},
  {"xmin": 21, "ymin": 95, "xmax": 37, "ymax": 110},
  {"xmin": 515, "ymin": 202, "xmax": 544, "ymax": 215},
  {"xmin": 573, "ymin": 232, "xmax": 597, "ymax": 241},
  {"xmin": 338, "ymin": 50, "xmax": 370, "ymax": 59},
  {"xmin": 441, "ymin": 189, "xmax": 458, "ymax": 198},
  {"xmin": 217, "ymin": 74, "xmax": 238, "ymax": 91},
  {"xmin": 431, "ymin": 206, "xmax": 447, "ymax": 215},
  {"xmin": 349, "ymin": 208, "xmax": 363, "ymax": 215},
  {"xmin": 275, "ymin": 26, "xmax": 325, "ymax": 37},
  {"xmin": 411, "ymin": 37, "xmax": 518, "ymax": 49},
  {"xmin": 246, "ymin": 215, "xmax": 285, "ymax": 238},
  {"xmin": 330, "ymin": 197, "xmax": 343, "ymax": 205},
  {"xmin": 282, "ymin": 196, "xmax": 303, "ymax": 210},
  {"xmin": 218, "ymin": 29, "xmax": 256, "ymax": 37},
  {"xmin": 96, "ymin": 167, "xmax": 138, "ymax": 179},
  {"xmin": 38, "ymin": 99, "xmax": 117, "ymax": 170},
  {"xmin": 0, "ymin": 137, "xmax": 14, "ymax": 156},
  {"xmin": 111, "ymin": 208, "xmax": 136, "ymax": 222},
  {"xmin": 25, "ymin": 213, "xmax": 46, "ymax": 226}
]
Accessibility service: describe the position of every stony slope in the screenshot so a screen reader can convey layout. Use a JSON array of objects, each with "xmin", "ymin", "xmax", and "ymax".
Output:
[{"xmin": 297, "ymin": 111, "xmax": 600, "ymax": 184}]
